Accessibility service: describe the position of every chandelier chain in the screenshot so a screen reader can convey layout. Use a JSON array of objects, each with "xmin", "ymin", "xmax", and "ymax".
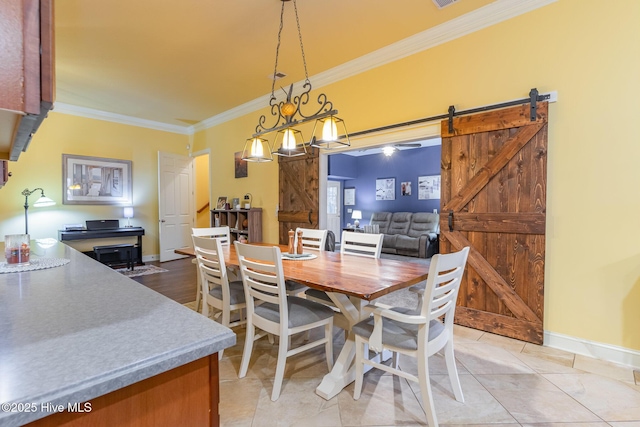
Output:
[
  {"xmin": 270, "ymin": 0, "xmax": 286, "ymax": 98},
  {"xmin": 292, "ymin": 0, "xmax": 309, "ymax": 81}
]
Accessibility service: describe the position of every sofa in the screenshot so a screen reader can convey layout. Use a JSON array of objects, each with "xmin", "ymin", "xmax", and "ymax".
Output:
[{"xmin": 369, "ymin": 211, "xmax": 439, "ymax": 258}]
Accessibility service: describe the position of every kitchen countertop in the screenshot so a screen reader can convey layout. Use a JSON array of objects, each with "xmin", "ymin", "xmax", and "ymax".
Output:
[{"xmin": 0, "ymin": 241, "xmax": 235, "ymax": 427}]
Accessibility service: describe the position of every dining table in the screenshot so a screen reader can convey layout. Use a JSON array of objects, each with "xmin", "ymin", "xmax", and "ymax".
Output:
[{"xmin": 175, "ymin": 242, "xmax": 429, "ymax": 400}]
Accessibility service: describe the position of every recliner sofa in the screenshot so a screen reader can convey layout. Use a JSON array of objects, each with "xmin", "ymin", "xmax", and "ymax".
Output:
[{"xmin": 369, "ymin": 211, "xmax": 439, "ymax": 258}]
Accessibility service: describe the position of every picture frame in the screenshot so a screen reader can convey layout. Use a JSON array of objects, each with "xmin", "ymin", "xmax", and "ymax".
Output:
[
  {"xmin": 216, "ymin": 196, "xmax": 228, "ymax": 210},
  {"xmin": 418, "ymin": 175, "xmax": 441, "ymax": 200},
  {"xmin": 375, "ymin": 178, "xmax": 395, "ymax": 201},
  {"xmin": 62, "ymin": 154, "xmax": 132, "ymax": 205},
  {"xmin": 344, "ymin": 187, "xmax": 355, "ymax": 206},
  {"xmin": 234, "ymin": 151, "xmax": 248, "ymax": 178},
  {"xmin": 401, "ymin": 181, "xmax": 412, "ymax": 196}
]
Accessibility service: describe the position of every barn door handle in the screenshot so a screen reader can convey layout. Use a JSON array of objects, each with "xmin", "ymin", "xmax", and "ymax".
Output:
[
  {"xmin": 448, "ymin": 210, "xmax": 454, "ymax": 232},
  {"xmin": 308, "ymin": 210, "xmax": 313, "ymax": 224}
]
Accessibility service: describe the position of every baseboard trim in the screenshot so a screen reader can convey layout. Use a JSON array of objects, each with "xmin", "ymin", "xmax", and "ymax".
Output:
[
  {"xmin": 143, "ymin": 254, "xmax": 160, "ymax": 262},
  {"xmin": 545, "ymin": 330, "xmax": 640, "ymax": 370}
]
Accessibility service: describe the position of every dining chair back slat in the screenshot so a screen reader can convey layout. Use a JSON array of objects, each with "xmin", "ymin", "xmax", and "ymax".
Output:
[
  {"xmin": 340, "ymin": 231, "xmax": 383, "ymax": 258},
  {"xmin": 295, "ymin": 228, "xmax": 328, "ymax": 252}
]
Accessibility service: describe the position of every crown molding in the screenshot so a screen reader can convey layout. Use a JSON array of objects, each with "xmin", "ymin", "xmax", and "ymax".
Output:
[
  {"xmin": 197, "ymin": 0, "xmax": 556, "ymax": 131},
  {"xmin": 53, "ymin": 102, "xmax": 194, "ymax": 135},
  {"xmin": 56, "ymin": 0, "xmax": 556, "ymax": 133}
]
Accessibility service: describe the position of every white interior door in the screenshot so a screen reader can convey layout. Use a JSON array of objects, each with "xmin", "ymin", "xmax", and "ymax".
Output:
[
  {"xmin": 158, "ymin": 152, "xmax": 194, "ymax": 261},
  {"xmin": 327, "ymin": 180, "xmax": 341, "ymax": 243}
]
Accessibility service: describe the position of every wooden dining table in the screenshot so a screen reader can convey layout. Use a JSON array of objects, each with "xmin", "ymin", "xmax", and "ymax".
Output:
[{"xmin": 176, "ymin": 242, "xmax": 429, "ymax": 400}]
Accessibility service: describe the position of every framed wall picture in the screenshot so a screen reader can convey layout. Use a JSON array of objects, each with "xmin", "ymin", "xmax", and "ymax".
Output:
[
  {"xmin": 234, "ymin": 151, "xmax": 248, "ymax": 178},
  {"xmin": 401, "ymin": 181, "xmax": 412, "ymax": 196},
  {"xmin": 216, "ymin": 196, "xmax": 227, "ymax": 209},
  {"xmin": 418, "ymin": 175, "xmax": 441, "ymax": 200},
  {"xmin": 62, "ymin": 154, "xmax": 132, "ymax": 205},
  {"xmin": 376, "ymin": 178, "xmax": 395, "ymax": 201},
  {"xmin": 344, "ymin": 187, "xmax": 355, "ymax": 205}
]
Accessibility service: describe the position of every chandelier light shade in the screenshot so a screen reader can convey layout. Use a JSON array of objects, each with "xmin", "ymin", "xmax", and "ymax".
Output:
[
  {"xmin": 272, "ymin": 127, "xmax": 307, "ymax": 157},
  {"xmin": 242, "ymin": 137, "xmax": 273, "ymax": 163},
  {"xmin": 242, "ymin": 0, "xmax": 349, "ymax": 161},
  {"xmin": 310, "ymin": 115, "xmax": 350, "ymax": 150}
]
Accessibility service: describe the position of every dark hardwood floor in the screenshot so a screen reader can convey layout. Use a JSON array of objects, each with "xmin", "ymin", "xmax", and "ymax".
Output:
[{"xmin": 130, "ymin": 257, "xmax": 197, "ymax": 304}]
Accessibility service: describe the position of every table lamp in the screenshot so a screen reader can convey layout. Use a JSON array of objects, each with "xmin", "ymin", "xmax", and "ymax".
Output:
[
  {"xmin": 123, "ymin": 206, "xmax": 134, "ymax": 227},
  {"xmin": 352, "ymin": 210, "xmax": 362, "ymax": 228}
]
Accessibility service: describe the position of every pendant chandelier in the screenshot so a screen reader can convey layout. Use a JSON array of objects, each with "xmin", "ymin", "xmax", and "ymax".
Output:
[{"xmin": 242, "ymin": 0, "xmax": 350, "ymax": 162}]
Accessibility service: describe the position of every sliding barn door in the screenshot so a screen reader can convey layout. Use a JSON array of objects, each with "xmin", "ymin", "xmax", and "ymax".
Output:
[
  {"xmin": 277, "ymin": 149, "xmax": 320, "ymax": 244},
  {"xmin": 440, "ymin": 102, "xmax": 548, "ymax": 344}
]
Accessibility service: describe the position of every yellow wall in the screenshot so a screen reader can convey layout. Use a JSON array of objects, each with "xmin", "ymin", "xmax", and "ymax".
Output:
[
  {"xmin": 194, "ymin": 153, "xmax": 210, "ymax": 227},
  {"xmin": 194, "ymin": 0, "xmax": 640, "ymax": 352},
  {"xmin": 0, "ymin": 112, "xmax": 189, "ymax": 256}
]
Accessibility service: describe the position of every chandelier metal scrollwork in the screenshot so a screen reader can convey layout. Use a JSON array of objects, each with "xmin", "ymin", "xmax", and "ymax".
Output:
[{"xmin": 242, "ymin": 0, "xmax": 350, "ymax": 162}]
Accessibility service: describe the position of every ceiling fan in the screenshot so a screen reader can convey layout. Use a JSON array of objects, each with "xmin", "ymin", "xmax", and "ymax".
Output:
[{"xmin": 357, "ymin": 142, "xmax": 422, "ymax": 153}]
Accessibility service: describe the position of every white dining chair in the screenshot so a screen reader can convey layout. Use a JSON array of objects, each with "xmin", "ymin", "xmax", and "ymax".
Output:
[
  {"xmin": 192, "ymin": 234, "xmax": 246, "ymax": 360},
  {"xmin": 305, "ymin": 230, "xmax": 383, "ymax": 333},
  {"xmin": 234, "ymin": 241, "xmax": 334, "ymax": 401},
  {"xmin": 352, "ymin": 246, "xmax": 470, "ymax": 427},
  {"xmin": 191, "ymin": 226, "xmax": 236, "ymax": 311},
  {"xmin": 284, "ymin": 228, "xmax": 328, "ymax": 296}
]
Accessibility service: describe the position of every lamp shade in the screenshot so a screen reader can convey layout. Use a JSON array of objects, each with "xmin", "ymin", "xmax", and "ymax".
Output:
[
  {"xmin": 123, "ymin": 207, "xmax": 134, "ymax": 218},
  {"xmin": 33, "ymin": 195, "xmax": 56, "ymax": 207},
  {"xmin": 351, "ymin": 210, "xmax": 362, "ymax": 220}
]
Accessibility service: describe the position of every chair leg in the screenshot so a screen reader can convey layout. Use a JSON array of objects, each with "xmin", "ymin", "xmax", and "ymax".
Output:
[
  {"xmin": 324, "ymin": 323, "xmax": 334, "ymax": 370},
  {"xmin": 218, "ymin": 309, "xmax": 231, "ymax": 361},
  {"xmin": 239, "ymin": 323, "xmax": 255, "ymax": 378},
  {"xmin": 418, "ymin": 356, "xmax": 438, "ymax": 427},
  {"xmin": 271, "ymin": 332, "xmax": 289, "ymax": 401},
  {"xmin": 353, "ymin": 335, "xmax": 365, "ymax": 400},
  {"xmin": 444, "ymin": 339, "xmax": 464, "ymax": 402}
]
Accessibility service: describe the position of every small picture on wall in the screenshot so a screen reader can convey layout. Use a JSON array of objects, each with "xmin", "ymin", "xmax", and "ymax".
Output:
[
  {"xmin": 344, "ymin": 188, "xmax": 355, "ymax": 206},
  {"xmin": 401, "ymin": 181, "xmax": 412, "ymax": 196},
  {"xmin": 418, "ymin": 175, "xmax": 441, "ymax": 200},
  {"xmin": 376, "ymin": 178, "xmax": 395, "ymax": 201},
  {"xmin": 234, "ymin": 151, "xmax": 248, "ymax": 178}
]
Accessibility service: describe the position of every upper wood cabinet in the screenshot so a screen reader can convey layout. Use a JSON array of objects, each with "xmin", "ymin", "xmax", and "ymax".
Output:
[{"xmin": 0, "ymin": 0, "xmax": 55, "ymax": 161}]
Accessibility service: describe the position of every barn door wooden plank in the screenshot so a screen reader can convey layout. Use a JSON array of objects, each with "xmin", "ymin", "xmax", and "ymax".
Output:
[
  {"xmin": 444, "ymin": 230, "xmax": 541, "ymax": 324},
  {"xmin": 440, "ymin": 101, "xmax": 548, "ymax": 344},
  {"xmin": 278, "ymin": 150, "xmax": 320, "ymax": 244},
  {"xmin": 443, "ymin": 122, "xmax": 543, "ymax": 212}
]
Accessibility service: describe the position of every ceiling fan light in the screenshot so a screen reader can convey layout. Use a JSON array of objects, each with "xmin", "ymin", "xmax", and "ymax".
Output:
[{"xmin": 382, "ymin": 146, "xmax": 397, "ymax": 157}]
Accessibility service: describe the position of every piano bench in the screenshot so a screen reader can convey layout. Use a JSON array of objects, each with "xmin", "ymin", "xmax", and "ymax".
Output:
[{"xmin": 93, "ymin": 244, "xmax": 135, "ymax": 271}]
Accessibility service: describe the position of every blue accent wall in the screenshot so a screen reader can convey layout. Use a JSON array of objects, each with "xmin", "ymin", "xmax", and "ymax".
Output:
[{"xmin": 329, "ymin": 145, "xmax": 441, "ymax": 228}]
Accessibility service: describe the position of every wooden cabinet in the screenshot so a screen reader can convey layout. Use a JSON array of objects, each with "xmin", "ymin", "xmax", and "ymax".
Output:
[
  {"xmin": 211, "ymin": 208, "xmax": 262, "ymax": 243},
  {"xmin": 0, "ymin": 0, "xmax": 55, "ymax": 161}
]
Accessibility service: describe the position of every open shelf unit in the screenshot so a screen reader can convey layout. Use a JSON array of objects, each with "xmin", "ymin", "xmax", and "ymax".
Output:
[{"xmin": 211, "ymin": 208, "xmax": 262, "ymax": 243}]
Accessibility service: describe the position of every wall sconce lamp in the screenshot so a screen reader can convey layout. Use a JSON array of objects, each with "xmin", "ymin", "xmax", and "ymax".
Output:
[
  {"xmin": 352, "ymin": 210, "xmax": 362, "ymax": 228},
  {"xmin": 123, "ymin": 206, "xmax": 134, "ymax": 227},
  {"xmin": 22, "ymin": 188, "xmax": 56, "ymax": 235}
]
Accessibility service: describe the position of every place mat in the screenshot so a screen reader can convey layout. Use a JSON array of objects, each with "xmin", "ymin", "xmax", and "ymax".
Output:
[
  {"xmin": 0, "ymin": 258, "xmax": 70, "ymax": 274},
  {"xmin": 281, "ymin": 253, "xmax": 317, "ymax": 261}
]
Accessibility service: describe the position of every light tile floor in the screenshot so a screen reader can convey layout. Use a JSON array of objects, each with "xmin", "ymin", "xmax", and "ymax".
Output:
[{"xmin": 184, "ymin": 302, "xmax": 640, "ymax": 427}]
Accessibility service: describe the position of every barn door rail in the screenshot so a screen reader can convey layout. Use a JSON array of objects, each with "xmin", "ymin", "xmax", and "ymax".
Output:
[{"xmin": 348, "ymin": 88, "xmax": 552, "ymax": 139}]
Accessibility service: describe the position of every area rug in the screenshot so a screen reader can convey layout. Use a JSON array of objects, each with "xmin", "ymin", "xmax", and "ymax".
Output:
[{"xmin": 114, "ymin": 264, "xmax": 168, "ymax": 278}]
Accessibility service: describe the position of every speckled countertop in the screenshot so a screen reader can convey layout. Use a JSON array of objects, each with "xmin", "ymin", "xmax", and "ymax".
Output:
[{"xmin": 0, "ymin": 241, "xmax": 235, "ymax": 427}]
